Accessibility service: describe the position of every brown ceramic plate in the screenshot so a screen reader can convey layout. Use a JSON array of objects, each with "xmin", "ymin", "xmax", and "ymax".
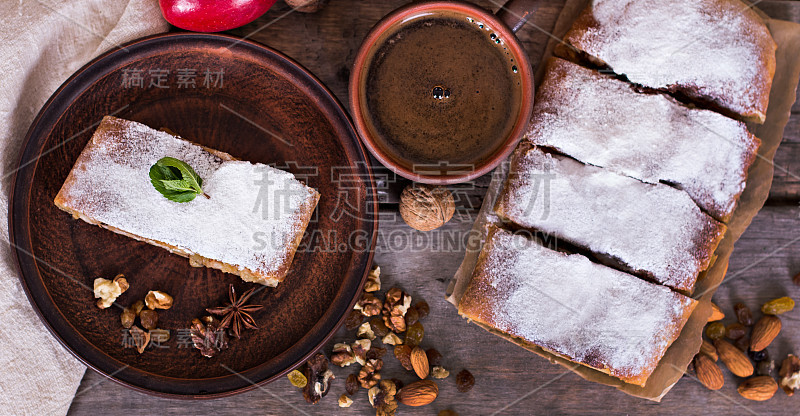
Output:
[{"xmin": 9, "ymin": 33, "xmax": 377, "ymax": 398}]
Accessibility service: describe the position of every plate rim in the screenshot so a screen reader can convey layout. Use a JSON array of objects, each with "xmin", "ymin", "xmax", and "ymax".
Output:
[{"xmin": 8, "ymin": 32, "xmax": 378, "ymax": 398}]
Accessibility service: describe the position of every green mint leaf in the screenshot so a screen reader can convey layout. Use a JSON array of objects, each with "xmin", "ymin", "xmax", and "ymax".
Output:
[{"xmin": 149, "ymin": 157, "xmax": 207, "ymax": 202}]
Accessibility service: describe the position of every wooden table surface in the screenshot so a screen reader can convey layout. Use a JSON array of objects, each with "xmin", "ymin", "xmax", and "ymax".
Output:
[{"xmin": 66, "ymin": 1, "xmax": 800, "ymax": 415}]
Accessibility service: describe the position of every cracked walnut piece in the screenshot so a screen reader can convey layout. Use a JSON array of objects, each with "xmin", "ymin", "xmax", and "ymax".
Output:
[{"xmin": 93, "ymin": 274, "xmax": 128, "ymax": 309}]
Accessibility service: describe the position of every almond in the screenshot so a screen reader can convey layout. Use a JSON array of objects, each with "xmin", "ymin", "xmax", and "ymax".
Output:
[
  {"xmin": 715, "ymin": 339, "xmax": 754, "ymax": 377},
  {"xmin": 410, "ymin": 346, "xmax": 429, "ymax": 379},
  {"xmin": 738, "ymin": 376, "xmax": 779, "ymax": 401},
  {"xmin": 699, "ymin": 339, "xmax": 718, "ymax": 362},
  {"xmin": 694, "ymin": 354, "xmax": 724, "ymax": 390},
  {"xmin": 708, "ymin": 302, "xmax": 725, "ymax": 322},
  {"xmin": 396, "ymin": 380, "xmax": 438, "ymax": 406},
  {"xmin": 750, "ymin": 315, "xmax": 781, "ymax": 352}
]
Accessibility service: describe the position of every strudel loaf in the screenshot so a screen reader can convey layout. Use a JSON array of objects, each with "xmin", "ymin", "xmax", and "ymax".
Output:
[
  {"xmin": 55, "ymin": 116, "xmax": 320, "ymax": 287},
  {"xmin": 528, "ymin": 58, "xmax": 761, "ymax": 223},
  {"xmin": 558, "ymin": 0, "xmax": 776, "ymax": 123},
  {"xmin": 494, "ymin": 145, "xmax": 726, "ymax": 293},
  {"xmin": 458, "ymin": 226, "xmax": 697, "ymax": 386}
]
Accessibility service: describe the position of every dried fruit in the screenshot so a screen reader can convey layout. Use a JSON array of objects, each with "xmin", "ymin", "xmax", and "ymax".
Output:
[
  {"xmin": 750, "ymin": 315, "xmax": 781, "ymax": 352},
  {"xmin": 371, "ymin": 317, "xmax": 390, "ymax": 338},
  {"xmin": 734, "ymin": 302, "xmax": 754, "ymax": 326},
  {"xmin": 93, "ymin": 275, "xmax": 129, "ymax": 309},
  {"xmin": 738, "ymin": 376, "xmax": 778, "ymax": 401},
  {"xmin": 779, "ymin": 355, "xmax": 800, "ymax": 396},
  {"xmin": 705, "ymin": 322, "xmax": 726, "ymax": 340},
  {"xmin": 390, "ymin": 378, "xmax": 404, "ymax": 390},
  {"xmin": 426, "ymin": 348, "xmax": 443, "ymax": 366},
  {"xmin": 139, "ymin": 309, "xmax": 159, "ymax": 330},
  {"xmin": 715, "ymin": 339, "xmax": 754, "ymax": 377},
  {"xmin": 120, "ymin": 305, "xmax": 136, "ymax": 328},
  {"xmin": 145, "ymin": 290, "xmax": 173, "ymax": 310},
  {"xmin": 129, "ymin": 325, "xmax": 150, "ymax": 354},
  {"xmin": 382, "ymin": 333, "xmax": 403, "ymax": 346},
  {"xmin": 439, "ymin": 410, "xmax": 459, "ymax": 416},
  {"xmin": 399, "ymin": 184, "xmax": 455, "ymax": 231},
  {"xmin": 708, "ymin": 302, "xmax": 724, "ymax": 322},
  {"xmin": 699, "ymin": 339, "xmax": 718, "ymax": 361},
  {"xmin": 749, "ymin": 348, "xmax": 769, "ymax": 363},
  {"xmin": 355, "ymin": 293, "xmax": 383, "ymax": 317},
  {"xmin": 725, "ymin": 323, "xmax": 747, "ymax": 340},
  {"xmin": 368, "ymin": 379, "xmax": 398, "ymax": 416},
  {"xmin": 131, "ymin": 300, "xmax": 145, "ymax": 315},
  {"xmin": 190, "ymin": 316, "xmax": 229, "ymax": 358},
  {"xmin": 404, "ymin": 322, "xmax": 424, "ymax": 347},
  {"xmin": 345, "ymin": 373, "xmax": 360, "ymax": 395},
  {"xmin": 287, "ymin": 369, "xmax": 307, "ymax": 388},
  {"xmin": 414, "ymin": 300, "xmax": 430, "ymax": 320},
  {"xmin": 761, "ymin": 296, "xmax": 795, "ymax": 315},
  {"xmin": 357, "ymin": 322, "xmax": 376, "ymax": 340},
  {"xmin": 431, "ymin": 366, "xmax": 450, "ymax": 379},
  {"xmin": 734, "ymin": 336, "xmax": 750, "ymax": 352},
  {"xmin": 345, "ymin": 310, "xmax": 364, "ymax": 330},
  {"xmin": 338, "ymin": 394, "xmax": 353, "ymax": 408},
  {"xmin": 206, "ymin": 285, "xmax": 263, "ymax": 339},
  {"xmin": 365, "ymin": 265, "xmax": 381, "ymax": 292},
  {"xmin": 411, "ymin": 347, "xmax": 429, "ymax": 379},
  {"xmin": 455, "ymin": 369, "xmax": 475, "ymax": 392},
  {"xmin": 405, "ymin": 306, "xmax": 420, "ymax": 327},
  {"xmin": 303, "ymin": 353, "xmax": 334, "ymax": 404},
  {"xmin": 395, "ymin": 345, "xmax": 414, "ymax": 371},
  {"xmin": 367, "ymin": 346, "xmax": 387, "ymax": 360},
  {"xmin": 331, "ymin": 343, "xmax": 356, "ymax": 367},
  {"xmin": 396, "ymin": 379, "xmax": 439, "ymax": 406},
  {"xmin": 757, "ymin": 360, "xmax": 775, "ymax": 377},
  {"xmin": 793, "ymin": 272, "xmax": 800, "ymax": 287},
  {"xmin": 694, "ymin": 354, "xmax": 724, "ymax": 390}
]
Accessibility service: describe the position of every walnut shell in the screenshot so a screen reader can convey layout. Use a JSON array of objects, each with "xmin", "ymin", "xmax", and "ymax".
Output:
[{"xmin": 399, "ymin": 184, "xmax": 455, "ymax": 231}]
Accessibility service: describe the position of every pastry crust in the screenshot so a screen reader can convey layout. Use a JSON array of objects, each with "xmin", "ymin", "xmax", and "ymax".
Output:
[
  {"xmin": 458, "ymin": 226, "xmax": 697, "ymax": 386},
  {"xmin": 494, "ymin": 144, "xmax": 726, "ymax": 293},
  {"xmin": 528, "ymin": 58, "xmax": 761, "ymax": 223},
  {"xmin": 54, "ymin": 116, "xmax": 320, "ymax": 287},
  {"xmin": 557, "ymin": 0, "xmax": 776, "ymax": 123}
]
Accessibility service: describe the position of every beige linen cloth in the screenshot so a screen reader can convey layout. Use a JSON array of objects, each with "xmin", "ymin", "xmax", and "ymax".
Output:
[{"xmin": 0, "ymin": 1, "xmax": 167, "ymax": 414}]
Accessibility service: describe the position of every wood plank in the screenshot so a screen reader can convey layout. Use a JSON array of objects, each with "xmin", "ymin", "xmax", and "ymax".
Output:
[{"xmin": 68, "ymin": 205, "xmax": 800, "ymax": 415}]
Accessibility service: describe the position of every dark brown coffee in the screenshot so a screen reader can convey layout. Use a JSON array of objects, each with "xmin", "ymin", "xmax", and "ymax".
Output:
[{"xmin": 362, "ymin": 13, "xmax": 523, "ymax": 172}]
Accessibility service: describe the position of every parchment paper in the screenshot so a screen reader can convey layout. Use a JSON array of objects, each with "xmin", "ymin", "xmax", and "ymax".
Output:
[{"xmin": 446, "ymin": 0, "xmax": 800, "ymax": 401}]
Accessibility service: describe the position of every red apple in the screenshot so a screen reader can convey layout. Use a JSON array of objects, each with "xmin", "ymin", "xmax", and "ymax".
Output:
[{"xmin": 159, "ymin": 0, "xmax": 278, "ymax": 32}]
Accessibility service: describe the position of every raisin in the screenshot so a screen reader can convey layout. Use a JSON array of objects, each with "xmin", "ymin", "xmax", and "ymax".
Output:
[
  {"xmin": 426, "ymin": 348, "xmax": 443, "ymax": 367},
  {"xmin": 404, "ymin": 322, "xmax": 424, "ymax": 347},
  {"xmin": 455, "ymin": 369, "xmax": 475, "ymax": 392},
  {"xmin": 367, "ymin": 346, "xmax": 387, "ymax": 360},
  {"xmin": 725, "ymin": 323, "xmax": 747, "ymax": 340},
  {"xmin": 734, "ymin": 336, "xmax": 750, "ymax": 352},
  {"xmin": 756, "ymin": 359, "xmax": 775, "ymax": 376},
  {"xmin": 405, "ymin": 306, "xmax": 420, "ymax": 327},
  {"xmin": 749, "ymin": 348, "xmax": 769, "ymax": 362},
  {"xmin": 345, "ymin": 373, "xmax": 359, "ymax": 395},
  {"xmin": 793, "ymin": 272, "xmax": 800, "ymax": 287},
  {"xmin": 705, "ymin": 322, "xmax": 726, "ymax": 340},
  {"xmin": 414, "ymin": 300, "xmax": 430, "ymax": 320},
  {"xmin": 733, "ymin": 303, "xmax": 753, "ymax": 326},
  {"xmin": 394, "ymin": 344, "xmax": 414, "ymax": 371},
  {"xmin": 345, "ymin": 310, "xmax": 363, "ymax": 330},
  {"xmin": 390, "ymin": 378, "xmax": 404, "ymax": 390},
  {"xmin": 761, "ymin": 297, "xmax": 795, "ymax": 315},
  {"xmin": 370, "ymin": 317, "xmax": 390, "ymax": 338},
  {"xmin": 439, "ymin": 411, "xmax": 459, "ymax": 416},
  {"xmin": 287, "ymin": 369, "xmax": 308, "ymax": 388}
]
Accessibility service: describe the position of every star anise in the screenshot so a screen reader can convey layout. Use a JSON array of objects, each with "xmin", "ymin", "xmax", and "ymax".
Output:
[{"xmin": 206, "ymin": 284, "xmax": 263, "ymax": 339}]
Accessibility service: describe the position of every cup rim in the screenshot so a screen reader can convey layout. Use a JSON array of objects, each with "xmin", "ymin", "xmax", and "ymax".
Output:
[{"xmin": 349, "ymin": 0, "xmax": 535, "ymax": 185}]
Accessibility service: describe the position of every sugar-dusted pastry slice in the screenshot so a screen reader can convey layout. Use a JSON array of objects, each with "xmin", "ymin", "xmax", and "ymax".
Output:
[
  {"xmin": 529, "ymin": 58, "xmax": 761, "ymax": 223},
  {"xmin": 459, "ymin": 226, "xmax": 697, "ymax": 386},
  {"xmin": 55, "ymin": 116, "xmax": 320, "ymax": 287},
  {"xmin": 494, "ymin": 145, "xmax": 726, "ymax": 292},
  {"xmin": 558, "ymin": 0, "xmax": 776, "ymax": 123}
]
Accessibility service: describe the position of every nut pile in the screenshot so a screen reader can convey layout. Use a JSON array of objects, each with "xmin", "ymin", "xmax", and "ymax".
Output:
[
  {"xmin": 694, "ymin": 295, "xmax": 797, "ymax": 400},
  {"xmin": 287, "ymin": 265, "xmax": 474, "ymax": 414},
  {"xmin": 120, "ymin": 288, "xmax": 173, "ymax": 354}
]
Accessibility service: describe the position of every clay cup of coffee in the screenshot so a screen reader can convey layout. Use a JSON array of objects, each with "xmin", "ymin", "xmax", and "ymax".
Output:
[{"xmin": 350, "ymin": 0, "xmax": 537, "ymax": 184}]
